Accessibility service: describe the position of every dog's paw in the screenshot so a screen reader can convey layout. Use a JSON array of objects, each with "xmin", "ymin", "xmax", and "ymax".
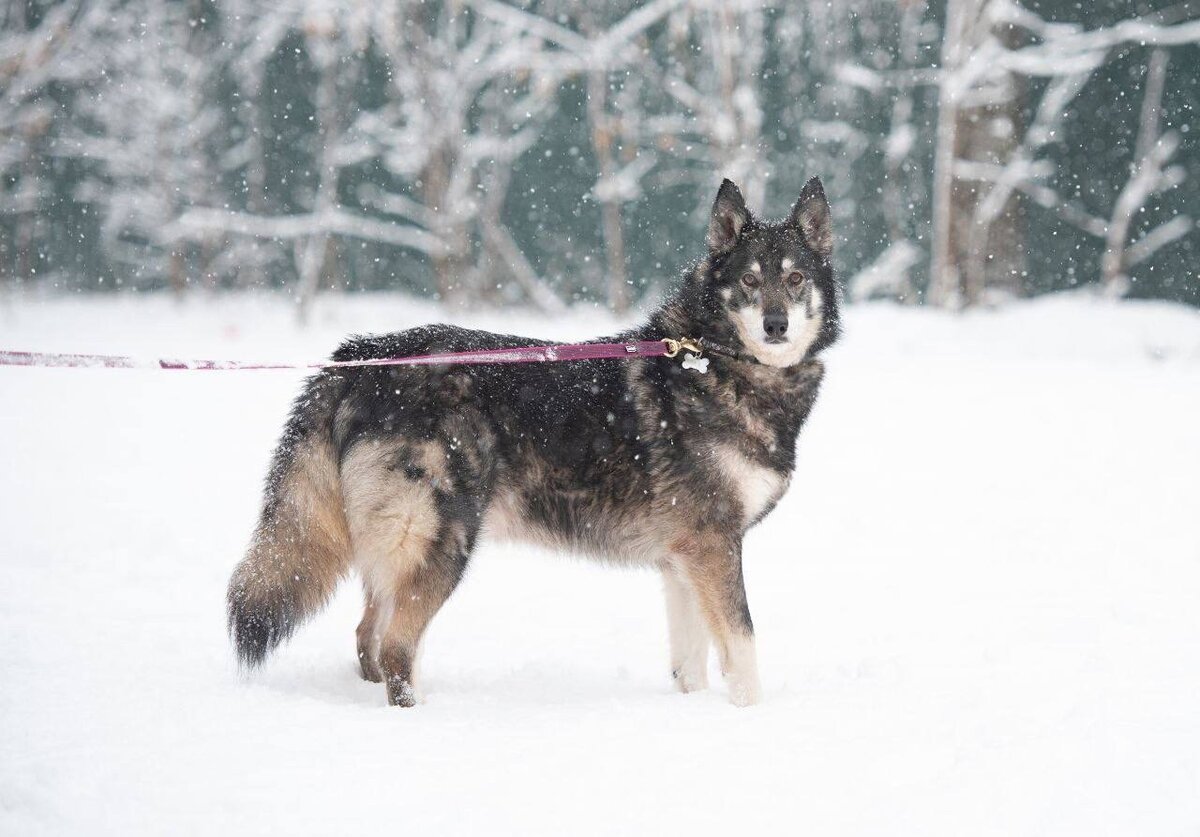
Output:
[
  {"xmin": 386, "ymin": 675, "xmax": 419, "ymax": 707},
  {"xmin": 672, "ymin": 664, "xmax": 709, "ymax": 694},
  {"xmin": 358, "ymin": 652, "xmax": 383, "ymax": 683},
  {"xmin": 727, "ymin": 677, "xmax": 762, "ymax": 708}
]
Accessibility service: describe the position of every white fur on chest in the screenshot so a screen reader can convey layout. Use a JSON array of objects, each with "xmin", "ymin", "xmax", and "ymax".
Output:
[{"xmin": 712, "ymin": 444, "xmax": 788, "ymax": 525}]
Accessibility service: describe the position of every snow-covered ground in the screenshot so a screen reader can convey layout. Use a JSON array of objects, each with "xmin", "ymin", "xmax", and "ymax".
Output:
[{"xmin": 1, "ymin": 291, "xmax": 1199, "ymax": 835}]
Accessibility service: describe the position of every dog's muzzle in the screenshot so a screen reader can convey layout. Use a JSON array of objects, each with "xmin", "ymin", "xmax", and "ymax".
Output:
[{"xmin": 763, "ymin": 312, "xmax": 788, "ymax": 343}]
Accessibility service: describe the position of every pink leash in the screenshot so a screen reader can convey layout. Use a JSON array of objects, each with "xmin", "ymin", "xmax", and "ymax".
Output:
[{"xmin": 0, "ymin": 338, "xmax": 704, "ymax": 371}]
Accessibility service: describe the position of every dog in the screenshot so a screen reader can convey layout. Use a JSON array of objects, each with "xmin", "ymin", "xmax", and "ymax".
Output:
[{"xmin": 227, "ymin": 176, "xmax": 840, "ymax": 707}]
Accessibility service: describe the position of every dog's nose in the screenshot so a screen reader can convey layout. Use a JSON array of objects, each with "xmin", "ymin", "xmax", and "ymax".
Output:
[{"xmin": 763, "ymin": 313, "xmax": 788, "ymax": 339}]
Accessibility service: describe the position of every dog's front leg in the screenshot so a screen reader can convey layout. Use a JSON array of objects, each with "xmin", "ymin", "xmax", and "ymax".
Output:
[
  {"xmin": 661, "ymin": 567, "xmax": 710, "ymax": 693},
  {"xmin": 671, "ymin": 532, "xmax": 762, "ymax": 707}
]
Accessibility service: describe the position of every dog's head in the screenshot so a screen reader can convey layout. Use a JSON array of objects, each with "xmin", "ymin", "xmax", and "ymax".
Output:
[{"xmin": 700, "ymin": 177, "xmax": 839, "ymax": 367}]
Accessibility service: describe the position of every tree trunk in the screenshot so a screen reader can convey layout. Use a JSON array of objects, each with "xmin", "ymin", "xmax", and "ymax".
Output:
[
  {"xmin": 928, "ymin": 75, "xmax": 960, "ymax": 306},
  {"xmin": 958, "ymin": 25, "xmax": 1025, "ymax": 305},
  {"xmin": 295, "ymin": 49, "xmax": 340, "ymax": 324},
  {"xmin": 295, "ymin": 232, "xmax": 329, "ymax": 323},
  {"xmin": 169, "ymin": 247, "xmax": 186, "ymax": 296},
  {"xmin": 880, "ymin": 0, "xmax": 926, "ymax": 304},
  {"xmin": 929, "ymin": 0, "xmax": 1026, "ymax": 308},
  {"xmin": 430, "ymin": 242, "xmax": 471, "ymax": 309},
  {"xmin": 13, "ymin": 121, "xmax": 40, "ymax": 289},
  {"xmin": 421, "ymin": 144, "xmax": 473, "ymax": 308},
  {"xmin": 707, "ymin": 2, "xmax": 766, "ymax": 207},
  {"xmin": 585, "ymin": 60, "xmax": 629, "ymax": 315},
  {"xmin": 1101, "ymin": 49, "xmax": 1170, "ymax": 297},
  {"xmin": 14, "ymin": 211, "xmax": 33, "ymax": 289}
]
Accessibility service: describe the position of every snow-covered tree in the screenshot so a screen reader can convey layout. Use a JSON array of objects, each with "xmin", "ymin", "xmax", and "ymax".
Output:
[
  {"xmin": 350, "ymin": 1, "xmax": 565, "ymax": 308},
  {"xmin": 927, "ymin": 0, "xmax": 1200, "ymax": 307},
  {"xmin": 5, "ymin": 0, "xmax": 1199, "ymax": 310},
  {"xmin": 69, "ymin": 0, "xmax": 229, "ymax": 291},
  {"xmin": 162, "ymin": 0, "xmax": 383, "ymax": 315},
  {"xmin": 510, "ymin": 0, "xmax": 772, "ymax": 310},
  {"xmin": 0, "ymin": 0, "xmax": 106, "ymax": 286},
  {"xmin": 486, "ymin": 0, "xmax": 707, "ymax": 312}
]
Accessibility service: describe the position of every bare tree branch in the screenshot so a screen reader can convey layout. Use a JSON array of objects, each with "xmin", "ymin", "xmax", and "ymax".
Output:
[
  {"xmin": 167, "ymin": 208, "xmax": 442, "ymax": 254},
  {"xmin": 1102, "ymin": 49, "xmax": 1176, "ymax": 296}
]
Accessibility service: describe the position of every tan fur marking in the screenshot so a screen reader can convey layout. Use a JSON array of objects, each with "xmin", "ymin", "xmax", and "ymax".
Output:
[
  {"xmin": 733, "ymin": 403, "xmax": 776, "ymax": 452},
  {"xmin": 377, "ymin": 565, "xmax": 459, "ymax": 706},
  {"xmin": 342, "ymin": 440, "xmax": 442, "ymax": 599},
  {"xmin": 231, "ymin": 437, "xmax": 352, "ymax": 620},
  {"xmin": 667, "ymin": 531, "xmax": 734, "ymax": 624},
  {"xmin": 356, "ymin": 592, "xmax": 383, "ymax": 682},
  {"xmin": 480, "ymin": 487, "xmax": 527, "ymax": 542},
  {"xmin": 668, "ymin": 531, "xmax": 762, "ymax": 707},
  {"xmin": 341, "ymin": 439, "xmax": 470, "ymax": 706}
]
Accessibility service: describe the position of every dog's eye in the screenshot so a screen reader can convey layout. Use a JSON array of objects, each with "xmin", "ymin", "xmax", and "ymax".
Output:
[
  {"xmin": 741, "ymin": 273, "xmax": 759, "ymax": 288},
  {"xmin": 787, "ymin": 271, "xmax": 806, "ymax": 286}
]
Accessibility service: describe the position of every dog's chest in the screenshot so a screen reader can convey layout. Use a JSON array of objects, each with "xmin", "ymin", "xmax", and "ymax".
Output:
[
  {"xmin": 702, "ymin": 373, "xmax": 804, "ymax": 524},
  {"xmin": 711, "ymin": 443, "xmax": 789, "ymax": 524}
]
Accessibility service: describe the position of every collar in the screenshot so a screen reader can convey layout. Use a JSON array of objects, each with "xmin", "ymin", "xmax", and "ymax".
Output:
[{"xmin": 698, "ymin": 337, "xmax": 763, "ymax": 366}]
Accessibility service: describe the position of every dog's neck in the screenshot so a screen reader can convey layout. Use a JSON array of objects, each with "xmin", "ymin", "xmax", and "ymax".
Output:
[
  {"xmin": 642, "ymin": 281, "xmax": 825, "ymax": 451},
  {"xmin": 645, "ymin": 282, "xmax": 782, "ymax": 376}
]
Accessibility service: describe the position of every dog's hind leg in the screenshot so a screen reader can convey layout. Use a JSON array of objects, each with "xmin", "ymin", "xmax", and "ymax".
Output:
[
  {"xmin": 374, "ymin": 531, "xmax": 473, "ymax": 706},
  {"xmin": 342, "ymin": 434, "xmax": 488, "ymax": 706},
  {"xmin": 662, "ymin": 567, "xmax": 709, "ymax": 693},
  {"xmin": 355, "ymin": 584, "xmax": 383, "ymax": 683},
  {"xmin": 670, "ymin": 531, "xmax": 761, "ymax": 707}
]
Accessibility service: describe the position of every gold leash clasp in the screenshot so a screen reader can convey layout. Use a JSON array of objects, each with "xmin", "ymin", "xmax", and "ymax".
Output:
[{"xmin": 661, "ymin": 337, "xmax": 703, "ymax": 358}]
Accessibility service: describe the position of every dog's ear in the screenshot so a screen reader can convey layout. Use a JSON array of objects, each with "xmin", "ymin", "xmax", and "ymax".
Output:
[
  {"xmin": 790, "ymin": 176, "xmax": 832, "ymax": 260},
  {"xmin": 706, "ymin": 179, "xmax": 750, "ymax": 255}
]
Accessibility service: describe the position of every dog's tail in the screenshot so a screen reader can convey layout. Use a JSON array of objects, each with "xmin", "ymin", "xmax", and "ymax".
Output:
[{"xmin": 227, "ymin": 372, "xmax": 353, "ymax": 667}]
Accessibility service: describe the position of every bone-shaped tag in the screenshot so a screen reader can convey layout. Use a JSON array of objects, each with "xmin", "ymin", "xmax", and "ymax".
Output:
[{"xmin": 682, "ymin": 353, "xmax": 709, "ymax": 374}]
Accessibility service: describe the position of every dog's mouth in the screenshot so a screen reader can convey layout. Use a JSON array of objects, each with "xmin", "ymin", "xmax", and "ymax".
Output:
[{"xmin": 763, "ymin": 335, "xmax": 788, "ymax": 345}]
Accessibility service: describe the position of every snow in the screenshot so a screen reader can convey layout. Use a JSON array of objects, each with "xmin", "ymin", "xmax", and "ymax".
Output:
[{"xmin": 1, "ymin": 292, "xmax": 1199, "ymax": 835}]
